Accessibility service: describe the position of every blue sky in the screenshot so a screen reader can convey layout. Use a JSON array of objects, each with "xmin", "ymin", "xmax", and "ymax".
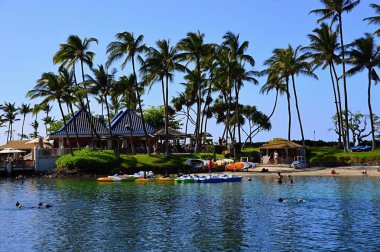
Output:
[{"xmin": 0, "ymin": 0, "xmax": 378, "ymax": 145}]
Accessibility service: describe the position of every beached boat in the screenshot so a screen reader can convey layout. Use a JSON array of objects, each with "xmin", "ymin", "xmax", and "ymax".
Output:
[
  {"xmin": 185, "ymin": 159, "xmax": 208, "ymax": 168},
  {"xmin": 175, "ymin": 175, "xmax": 195, "ymax": 183},
  {"xmin": 214, "ymin": 158, "xmax": 234, "ymax": 166},
  {"xmin": 225, "ymin": 162, "xmax": 255, "ymax": 171},
  {"xmin": 219, "ymin": 174, "xmax": 242, "ymax": 182},
  {"xmin": 135, "ymin": 177, "xmax": 157, "ymax": 182},
  {"xmin": 97, "ymin": 175, "xmax": 137, "ymax": 182}
]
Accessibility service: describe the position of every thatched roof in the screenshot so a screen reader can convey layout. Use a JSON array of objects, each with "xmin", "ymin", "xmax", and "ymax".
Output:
[
  {"xmin": 0, "ymin": 140, "xmax": 34, "ymax": 150},
  {"xmin": 260, "ymin": 139, "xmax": 304, "ymax": 149}
]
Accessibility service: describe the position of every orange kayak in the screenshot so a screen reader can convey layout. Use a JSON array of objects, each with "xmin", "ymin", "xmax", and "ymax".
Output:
[{"xmin": 225, "ymin": 162, "xmax": 254, "ymax": 171}]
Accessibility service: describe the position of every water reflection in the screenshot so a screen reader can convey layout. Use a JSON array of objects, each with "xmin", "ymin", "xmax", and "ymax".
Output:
[{"xmin": 0, "ymin": 176, "xmax": 380, "ymax": 251}]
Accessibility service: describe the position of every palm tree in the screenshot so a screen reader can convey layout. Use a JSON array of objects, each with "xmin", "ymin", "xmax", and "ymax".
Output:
[
  {"xmin": 304, "ymin": 23, "xmax": 345, "ymax": 146},
  {"xmin": 177, "ymin": 31, "xmax": 211, "ymax": 153},
  {"xmin": 106, "ymin": 32, "xmax": 151, "ymax": 154},
  {"xmin": 113, "ymin": 74, "xmax": 138, "ymax": 154},
  {"xmin": 18, "ymin": 103, "xmax": 33, "ymax": 140},
  {"xmin": 346, "ymin": 33, "xmax": 380, "ymax": 150},
  {"xmin": 221, "ymin": 31, "xmax": 257, "ymax": 144},
  {"xmin": 364, "ymin": 3, "xmax": 380, "ymax": 36},
  {"xmin": 310, "ymin": 0, "xmax": 361, "ymax": 150},
  {"xmin": 2, "ymin": 102, "xmax": 19, "ymax": 142},
  {"xmin": 142, "ymin": 39, "xmax": 186, "ymax": 155},
  {"xmin": 27, "ymin": 72, "xmax": 74, "ymax": 155},
  {"xmin": 86, "ymin": 65, "xmax": 116, "ymax": 149},
  {"xmin": 264, "ymin": 45, "xmax": 317, "ymax": 146},
  {"xmin": 53, "ymin": 35, "xmax": 100, "ymax": 146},
  {"xmin": 41, "ymin": 103, "xmax": 53, "ymax": 135}
]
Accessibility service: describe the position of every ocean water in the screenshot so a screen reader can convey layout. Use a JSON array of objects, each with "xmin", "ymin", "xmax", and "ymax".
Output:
[{"xmin": 0, "ymin": 176, "xmax": 379, "ymax": 251}]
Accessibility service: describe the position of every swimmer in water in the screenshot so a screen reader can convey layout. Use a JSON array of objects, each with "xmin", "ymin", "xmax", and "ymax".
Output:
[
  {"xmin": 16, "ymin": 201, "xmax": 23, "ymax": 209},
  {"xmin": 38, "ymin": 202, "xmax": 52, "ymax": 208}
]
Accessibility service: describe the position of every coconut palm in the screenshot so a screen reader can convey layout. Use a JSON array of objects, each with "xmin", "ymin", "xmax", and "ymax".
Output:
[
  {"xmin": 106, "ymin": 31, "xmax": 151, "ymax": 154},
  {"xmin": 221, "ymin": 31, "xmax": 257, "ymax": 144},
  {"xmin": 264, "ymin": 45, "xmax": 317, "ymax": 146},
  {"xmin": 310, "ymin": 0, "xmax": 361, "ymax": 150},
  {"xmin": 142, "ymin": 39, "xmax": 186, "ymax": 155},
  {"xmin": 27, "ymin": 72, "xmax": 74, "ymax": 155},
  {"xmin": 2, "ymin": 102, "xmax": 19, "ymax": 142},
  {"xmin": 112, "ymin": 74, "xmax": 138, "ymax": 154},
  {"xmin": 86, "ymin": 65, "xmax": 116, "ymax": 149},
  {"xmin": 41, "ymin": 103, "xmax": 53, "ymax": 135},
  {"xmin": 346, "ymin": 33, "xmax": 380, "ymax": 150},
  {"xmin": 177, "ymin": 31, "xmax": 211, "ymax": 153},
  {"xmin": 364, "ymin": 3, "xmax": 380, "ymax": 36},
  {"xmin": 18, "ymin": 103, "xmax": 33, "ymax": 140},
  {"xmin": 304, "ymin": 23, "xmax": 345, "ymax": 146},
  {"xmin": 53, "ymin": 35, "xmax": 100, "ymax": 145}
]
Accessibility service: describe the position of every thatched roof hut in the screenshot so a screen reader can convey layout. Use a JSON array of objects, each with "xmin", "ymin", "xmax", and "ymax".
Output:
[{"xmin": 260, "ymin": 139, "xmax": 306, "ymax": 164}]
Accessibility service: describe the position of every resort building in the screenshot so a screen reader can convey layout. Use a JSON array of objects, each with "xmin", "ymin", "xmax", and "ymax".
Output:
[{"xmin": 48, "ymin": 108, "xmax": 156, "ymax": 153}]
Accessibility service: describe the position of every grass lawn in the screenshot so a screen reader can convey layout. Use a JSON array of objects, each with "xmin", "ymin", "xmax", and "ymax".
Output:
[{"xmin": 308, "ymin": 146, "xmax": 380, "ymax": 165}]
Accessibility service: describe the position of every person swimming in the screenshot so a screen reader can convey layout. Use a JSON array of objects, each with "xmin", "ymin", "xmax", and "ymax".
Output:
[
  {"xmin": 38, "ymin": 202, "xmax": 52, "ymax": 208},
  {"xmin": 16, "ymin": 201, "xmax": 23, "ymax": 209}
]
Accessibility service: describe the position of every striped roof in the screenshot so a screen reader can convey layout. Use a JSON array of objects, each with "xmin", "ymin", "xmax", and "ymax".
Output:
[
  {"xmin": 111, "ymin": 109, "xmax": 155, "ymax": 135},
  {"xmin": 50, "ymin": 109, "xmax": 109, "ymax": 137}
]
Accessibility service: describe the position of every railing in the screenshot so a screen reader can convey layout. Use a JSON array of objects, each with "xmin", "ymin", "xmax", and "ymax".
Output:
[{"xmin": 0, "ymin": 160, "xmax": 35, "ymax": 169}]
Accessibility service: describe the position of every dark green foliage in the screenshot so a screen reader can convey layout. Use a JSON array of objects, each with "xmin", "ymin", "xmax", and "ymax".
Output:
[{"xmin": 56, "ymin": 149, "xmax": 119, "ymax": 173}]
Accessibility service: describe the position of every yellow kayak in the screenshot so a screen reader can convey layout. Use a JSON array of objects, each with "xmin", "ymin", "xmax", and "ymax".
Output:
[
  {"xmin": 135, "ymin": 178, "xmax": 158, "ymax": 182},
  {"xmin": 156, "ymin": 177, "xmax": 175, "ymax": 182},
  {"xmin": 97, "ymin": 175, "xmax": 137, "ymax": 182}
]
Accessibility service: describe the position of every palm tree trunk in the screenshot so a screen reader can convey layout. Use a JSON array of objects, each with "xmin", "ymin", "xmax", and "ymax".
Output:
[
  {"xmin": 69, "ymin": 104, "xmax": 81, "ymax": 149},
  {"xmin": 104, "ymin": 96, "xmax": 113, "ymax": 150},
  {"xmin": 236, "ymin": 84, "xmax": 242, "ymax": 144},
  {"xmin": 332, "ymin": 63, "xmax": 346, "ymax": 148},
  {"xmin": 126, "ymin": 93, "xmax": 136, "ymax": 155},
  {"xmin": 165, "ymin": 76, "xmax": 170, "ymax": 156},
  {"xmin": 58, "ymin": 99, "xmax": 73, "ymax": 156},
  {"xmin": 329, "ymin": 64, "xmax": 342, "ymax": 146},
  {"xmin": 132, "ymin": 57, "xmax": 151, "ymax": 154},
  {"xmin": 367, "ymin": 69, "xmax": 376, "ymax": 150},
  {"xmin": 291, "ymin": 75, "xmax": 305, "ymax": 146},
  {"xmin": 286, "ymin": 78, "xmax": 292, "ymax": 141},
  {"xmin": 21, "ymin": 115, "xmax": 26, "ymax": 140},
  {"xmin": 338, "ymin": 14, "xmax": 350, "ymax": 151},
  {"xmin": 194, "ymin": 59, "xmax": 202, "ymax": 154}
]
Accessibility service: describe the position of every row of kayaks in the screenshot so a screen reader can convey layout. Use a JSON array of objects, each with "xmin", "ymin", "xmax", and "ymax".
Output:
[
  {"xmin": 97, "ymin": 171, "xmax": 242, "ymax": 183},
  {"xmin": 174, "ymin": 174, "xmax": 242, "ymax": 183},
  {"xmin": 185, "ymin": 158, "xmax": 255, "ymax": 171}
]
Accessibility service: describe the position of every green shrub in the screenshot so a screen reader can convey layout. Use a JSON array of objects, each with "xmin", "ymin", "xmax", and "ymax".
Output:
[{"xmin": 55, "ymin": 149, "xmax": 119, "ymax": 174}]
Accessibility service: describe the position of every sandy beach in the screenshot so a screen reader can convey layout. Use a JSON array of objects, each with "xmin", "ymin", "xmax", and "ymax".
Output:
[{"xmin": 223, "ymin": 165, "xmax": 380, "ymax": 177}]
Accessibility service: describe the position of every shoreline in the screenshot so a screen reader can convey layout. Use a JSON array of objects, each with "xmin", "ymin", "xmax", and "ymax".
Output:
[{"xmin": 222, "ymin": 166, "xmax": 380, "ymax": 177}]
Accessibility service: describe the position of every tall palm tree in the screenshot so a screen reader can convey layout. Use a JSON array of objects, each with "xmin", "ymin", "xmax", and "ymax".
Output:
[
  {"xmin": 53, "ymin": 35, "xmax": 98, "ymax": 106},
  {"xmin": 142, "ymin": 39, "xmax": 186, "ymax": 155},
  {"xmin": 86, "ymin": 65, "xmax": 116, "ymax": 149},
  {"xmin": 59, "ymin": 67, "xmax": 81, "ymax": 149},
  {"xmin": 304, "ymin": 23, "xmax": 345, "ymax": 146},
  {"xmin": 106, "ymin": 32, "xmax": 151, "ymax": 154},
  {"xmin": 264, "ymin": 45, "xmax": 317, "ymax": 146},
  {"xmin": 177, "ymin": 31, "xmax": 211, "ymax": 153},
  {"xmin": 364, "ymin": 3, "xmax": 380, "ymax": 36},
  {"xmin": 310, "ymin": 0, "xmax": 361, "ymax": 150},
  {"xmin": 113, "ymin": 74, "xmax": 138, "ymax": 154},
  {"xmin": 27, "ymin": 72, "xmax": 74, "ymax": 155},
  {"xmin": 18, "ymin": 103, "xmax": 33, "ymax": 140},
  {"xmin": 53, "ymin": 35, "xmax": 100, "ymax": 146},
  {"xmin": 2, "ymin": 102, "xmax": 19, "ymax": 142},
  {"xmin": 346, "ymin": 33, "xmax": 380, "ymax": 150},
  {"xmin": 221, "ymin": 31, "xmax": 257, "ymax": 144}
]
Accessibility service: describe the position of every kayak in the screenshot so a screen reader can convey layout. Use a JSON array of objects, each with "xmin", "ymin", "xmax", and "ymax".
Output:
[
  {"xmin": 225, "ymin": 162, "xmax": 255, "ymax": 171},
  {"xmin": 97, "ymin": 175, "xmax": 137, "ymax": 182},
  {"xmin": 175, "ymin": 175, "xmax": 195, "ymax": 183},
  {"xmin": 135, "ymin": 178, "xmax": 157, "ymax": 182},
  {"xmin": 156, "ymin": 177, "xmax": 175, "ymax": 182}
]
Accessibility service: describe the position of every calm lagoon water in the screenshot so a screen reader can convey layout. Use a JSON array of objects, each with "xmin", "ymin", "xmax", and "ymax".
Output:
[{"xmin": 0, "ymin": 176, "xmax": 379, "ymax": 251}]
